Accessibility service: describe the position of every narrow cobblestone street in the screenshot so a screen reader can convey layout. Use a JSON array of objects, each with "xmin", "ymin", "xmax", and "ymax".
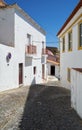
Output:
[{"xmin": 0, "ymin": 81, "xmax": 82, "ymax": 130}]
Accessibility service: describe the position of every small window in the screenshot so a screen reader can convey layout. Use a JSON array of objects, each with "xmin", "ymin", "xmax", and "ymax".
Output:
[
  {"xmin": 62, "ymin": 37, "xmax": 65, "ymax": 52},
  {"xmin": 27, "ymin": 34, "xmax": 31, "ymax": 44},
  {"xmin": 42, "ymin": 41, "xmax": 45, "ymax": 54},
  {"xmin": 67, "ymin": 68, "xmax": 71, "ymax": 82},
  {"xmin": 79, "ymin": 22, "xmax": 82, "ymax": 49},
  {"xmin": 33, "ymin": 66, "xmax": 36, "ymax": 75},
  {"xmin": 42, "ymin": 41, "xmax": 45, "ymax": 48},
  {"xmin": 68, "ymin": 31, "xmax": 72, "ymax": 51}
]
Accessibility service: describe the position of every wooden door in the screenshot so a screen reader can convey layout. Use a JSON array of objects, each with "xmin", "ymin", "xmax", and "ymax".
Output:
[{"xmin": 19, "ymin": 63, "xmax": 23, "ymax": 84}]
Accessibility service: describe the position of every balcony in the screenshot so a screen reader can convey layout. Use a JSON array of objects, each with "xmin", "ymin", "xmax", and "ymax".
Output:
[
  {"xmin": 25, "ymin": 44, "xmax": 38, "ymax": 59},
  {"xmin": 25, "ymin": 45, "xmax": 37, "ymax": 66},
  {"xmin": 26, "ymin": 44, "xmax": 37, "ymax": 55}
]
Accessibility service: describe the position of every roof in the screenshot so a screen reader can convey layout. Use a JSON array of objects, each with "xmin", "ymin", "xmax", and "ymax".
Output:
[
  {"xmin": 46, "ymin": 49, "xmax": 54, "ymax": 56},
  {"xmin": 46, "ymin": 46, "xmax": 59, "ymax": 55},
  {"xmin": 47, "ymin": 54, "xmax": 60, "ymax": 65},
  {"xmin": 57, "ymin": 0, "xmax": 82, "ymax": 36},
  {"xmin": 47, "ymin": 60, "xmax": 60, "ymax": 65},
  {"xmin": 0, "ymin": 0, "xmax": 7, "ymax": 7},
  {"xmin": 0, "ymin": 2, "xmax": 46, "ymax": 35},
  {"xmin": 72, "ymin": 68, "xmax": 82, "ymax": 73},
  {"xmin": 46, "ymin": 46, "xmax": 60, "ymax": 65}
]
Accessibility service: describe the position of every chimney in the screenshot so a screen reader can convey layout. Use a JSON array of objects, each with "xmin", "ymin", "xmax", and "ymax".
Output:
[{"xmin": 0, "ymin": 0, "xmax": 7, "ymax": 7}]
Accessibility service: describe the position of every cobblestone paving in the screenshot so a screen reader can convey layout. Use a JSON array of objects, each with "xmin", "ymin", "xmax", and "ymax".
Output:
[{"xmin": 0, "ymin": 81, "xmax": 82, "ymax": 130}]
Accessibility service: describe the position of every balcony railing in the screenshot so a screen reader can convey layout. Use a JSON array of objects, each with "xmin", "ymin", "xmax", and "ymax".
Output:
[{"xmin": 25, "ymin": 44, "xmax": 37, "ymax": 55}]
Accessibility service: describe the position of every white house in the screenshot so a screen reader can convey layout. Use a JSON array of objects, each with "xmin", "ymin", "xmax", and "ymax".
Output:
[
  {"xmin": 71, "ymin": 68, "xmax": 82, "ymax": 118},
  {"xmin": 57, "ymin": 0, "xmax": 82, "ymax": 89},
  {"xmin": 46, "ymin": 47, "xmax": 60, "ymax": 79},
  {"xmin": 0, "ymin": 1, "xmax": 47, "ymax": 92},
  {"xmin": 57, "ymin": 0, "xmax": 82, "ymax": 118}
]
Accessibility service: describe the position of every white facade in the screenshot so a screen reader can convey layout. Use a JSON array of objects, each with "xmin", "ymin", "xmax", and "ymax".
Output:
[
  {"xmin": 47, "ymin": 62, "xmax": 60, "ymax": 78},
  {"xmin": 57, "ymin": 1, "xmax": 82, "ymax": 118},
  {"xmin": 57, "ymin": 5, "xmax": 82, "ymax": 89},
  {"xmin": 0, "ymin": 5, "xmax": 47, "ymax": 92},
  {"xmin": 71, "ymin": 69, "xmax": 82, "ymax": 118}
]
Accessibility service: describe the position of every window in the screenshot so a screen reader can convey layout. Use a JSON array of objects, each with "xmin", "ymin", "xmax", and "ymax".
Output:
[
  {"xmin": 68, "ymin": 31, "xmax": 72, "ymax": 51},
  {"xmin": 42, "ymin": 41, "xmax": 44, "ymax": 48},
  {"xmin": 62, "ymin": 37, "xmax": 65, "ymax": 52},
  {"xmin": 67, "ymin": 68, "xmax": 71, "ymax": 82},
  {"xmin": 78, "ymin": 22, "xmax": 82, "ymax": 49},
  {"xmin": 33, "ymin": 66, "xmax": 36, "ymax": 75},
  {"xmin": 42, "ymin": 41, "xmax": 45, "ymax": 54},
  {"xmin": 27, "ymin": 34, "xmax": 31, "ymax": 44}
]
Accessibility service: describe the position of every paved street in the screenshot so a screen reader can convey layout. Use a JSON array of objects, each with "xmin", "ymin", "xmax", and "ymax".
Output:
[{"xmin": 0, "ymin": 81, "xmax": 82, "ymax": 130}]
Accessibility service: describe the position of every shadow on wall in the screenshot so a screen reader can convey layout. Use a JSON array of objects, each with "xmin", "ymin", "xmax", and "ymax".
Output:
[
  {"xmin": 18, "ymin": 79, "xmax": 82, "ymax": 130},
  {"xmin": 31, "ymin": 76, "xmax": 36, "ymax": 84}
]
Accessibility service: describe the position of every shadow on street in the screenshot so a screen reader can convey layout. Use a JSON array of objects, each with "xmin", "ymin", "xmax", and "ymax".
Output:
[{"xmin": 18, "ymin": 82, "xmax": 82, "ymax": 130}]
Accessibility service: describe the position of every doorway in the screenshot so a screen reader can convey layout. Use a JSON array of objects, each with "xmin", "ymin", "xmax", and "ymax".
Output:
[
  {"xmin": 51, "ymin": 65, "xmax": 55, "ymax": 76},
  {"xmin": 42, "ymin": 64, "xmax": 45, "ymax": 79},
  {"xmin": 19, "ymin": 63, "xmax": 23, "ymax": 85}
]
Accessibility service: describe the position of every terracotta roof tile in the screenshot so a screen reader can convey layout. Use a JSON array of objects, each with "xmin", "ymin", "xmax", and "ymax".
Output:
[
  {"xmin": 47, "ymin": 60, "xmax": 60, "ymax": 65},
  {"xmin": 46, "ymin": 49, "xmax": 54, "ymax": 56},
  {"xmin": 72, "ymin": 68, "xmax": 82, "ymax": 73},
  {"xmin": 0, "ymin": 0, "xmax": 7, "ymax": 7},
  {"xmin": 46, "ymin": 46, "xmax": 58, "ymax": 55},
  {"xmin": 47, "ymin": 55, "xmax": 60, "ymax": 65}
]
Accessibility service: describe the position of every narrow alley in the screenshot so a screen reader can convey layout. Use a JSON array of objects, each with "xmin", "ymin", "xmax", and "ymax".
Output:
[{"xmin": 0, "ymin": 81, "xmax": 82, "ymax": 130}]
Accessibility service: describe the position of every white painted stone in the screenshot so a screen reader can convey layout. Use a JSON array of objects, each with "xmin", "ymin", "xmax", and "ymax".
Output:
[
  {"xmin": 0, "ymin": 5, "xmax": 47, "ymax": 92},
  {"xmin": 58, "ymin": 7, "xmax": 82, "ymax": 89},
  {"xmin": 71, "ymin": 69, "xmax": 82, "ymax": 118}
]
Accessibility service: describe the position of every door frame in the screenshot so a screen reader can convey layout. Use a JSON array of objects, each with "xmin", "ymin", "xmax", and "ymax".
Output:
[
  {"xmin": 42, "ymin": 64, "xmax": 45, "ymax": 79},
  {"xmin": 51, "ymin": 65, "xmax": 55, "ymax": 76},
  {"xmin": 19, "ymin": 63, "xmax": 23, "ymax": 85}
]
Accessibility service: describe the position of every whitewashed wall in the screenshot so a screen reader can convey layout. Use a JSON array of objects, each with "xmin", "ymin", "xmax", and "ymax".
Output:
[
  {"xmin": 47, "ymin": 63, "xmax": 51, "ymax": 75},
  {"xmin": 55, "ymin": 65, "xmax": 60, "ymax": 78},
  {"xmin": 59, "ymin": 7, "xmax": 82, "ymax": 89},
  {"xmin": 14, "ymin": 9, "xmax": 46, "ymax": 86},
  {"xmin": 0, "ymin": 8, "xmax": 14, "ymax": 46},
  {"xmin": 24, "ymin": 58, "xmax": 43, "ymax": 85},
  {"xmin": 15, "ymin": 9, "xmax": 46, "ymax": 57},
  {"xmin": 47, "ymin": 62, "xmax": 60, "ymax": 78},
  {"xmin": 60, "ymin": 50, "xmax": 82, "ymax": 89},
  {"xmin": 0, "ymin": 44, "xmax": 18, "ymax": 92},
  {"xmin": 0, "ymin": 7, "xmax": 46, "ymax": 92},
  {"xmin": 71, "ymin": 69, "xmax": 82, "ymax": 118}
]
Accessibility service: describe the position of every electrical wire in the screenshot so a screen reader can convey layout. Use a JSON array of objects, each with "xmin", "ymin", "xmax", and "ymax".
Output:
[{"xmin": 32, "ymin": 41, "xmax": 61, "ymax": 44}]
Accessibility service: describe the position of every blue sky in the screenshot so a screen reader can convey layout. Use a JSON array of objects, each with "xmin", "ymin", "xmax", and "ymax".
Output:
[{"xmin": 5, "ymin": 0, "xmax": 79, "ymax": 47}]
